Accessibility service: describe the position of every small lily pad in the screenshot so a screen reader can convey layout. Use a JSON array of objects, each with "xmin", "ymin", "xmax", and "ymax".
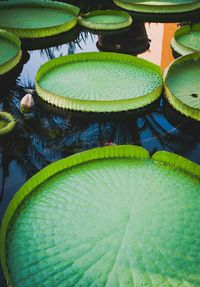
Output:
[
  {"xmin": 0, "ymin": 29, "xmax": 21, "ymax": 75},
  {"xmin": 164, "ymin": 53, "xmax": 200, "ymax": 121},
  {"xmin": 171, "ymin": 23, "xmax": 200, "ymax": 56},
  {"xmin": 0, "ymin": 112, "xmax": 16, "ymax": 135},
  {"xmin": 78, "ymin": 10, "xmax": 132, "ymax": 31}
]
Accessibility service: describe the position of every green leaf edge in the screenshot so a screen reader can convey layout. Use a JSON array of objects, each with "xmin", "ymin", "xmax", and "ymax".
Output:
[
  {"xmin": 171, "ymin": 23, "xmax": 200, "ymax": 56},
  {"xmin": 78, "ymin": 10, "xmax": 133, "ymax": 31},
  {"xmin": 0, "ymin": 0, "xmax": 80, "ymax": 39},
  {"xmin": 113, "ymin": 0, "xmax": 200, "ymax": 13},
  {"xmin": 35, "ymin": 52, "xmax": 163, "ymax": 113},
  {"xmin": 0, "ymin": 112, "xmax": 16, "ymax": 136},
  {"xmin": 152, "ymin": 151, "xmax": 200, "ymax": 179},
  {"xmin": 164, "ymin": 52, "xmax": 200, "ymax": 121},
  {"xmin": 1, "ymin": 144, "xmax": 200, "ymax": 287},
  {"xmin": 0, "ymin": 29, "xmax": 22, "ymax": 75}
]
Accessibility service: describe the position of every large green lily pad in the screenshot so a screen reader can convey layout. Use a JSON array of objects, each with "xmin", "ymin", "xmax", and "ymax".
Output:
[
  {"xmin": 113, "ymin": 0, "xmax": 200, "ymax": 13},
  {"xmin": 171, "ymin": 24, "xmax": 200, "ymax": 56},
  {"xmin": 78, "ymin": 10, "xmax": 132, "ymax": 31},
  {"xmin": 164, "ymin": 53, "xmax": 200, "ymax": 121},
  {"xmin": 0, "ymin": 145, "xmax": 200, "ymax": 287},
  {"xmin": 0, "ymin": 29, "xmax": 21, "ymax": 75},
  {"xmin": 0, "ymin": 112, "xmax": 16, "ymax": 135},
  {"xmin": 0, "ymin": 0, "xmax": 80, "ymax": 39},
  {"xmin": 36, "ymin": 52, "xmax": 162, "ymax": 112}
]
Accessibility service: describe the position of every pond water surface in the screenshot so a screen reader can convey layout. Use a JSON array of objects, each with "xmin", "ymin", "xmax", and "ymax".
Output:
[{"xmin": 0, "ymin": 1, "xmax": 200, "ymax": 286}]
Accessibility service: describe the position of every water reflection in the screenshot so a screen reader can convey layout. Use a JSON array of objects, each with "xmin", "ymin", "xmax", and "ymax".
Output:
[
  {"xmin": 66, "ymin": 0, "xmax": 113, "ymax": 12},
  {"xmin": 21, "ymin": 27, "xmax": 80, "ymax": 51},
  {"xmin": 96, "ymin": 23, "xmax": 150, "ymax": 55},
  {"xmin": 1, "ymin": 83, "xmax": 199, "ymax": 212},
  {"xmin": 125, "ymin": 9, "xmax": 200, "ymax": 23}
]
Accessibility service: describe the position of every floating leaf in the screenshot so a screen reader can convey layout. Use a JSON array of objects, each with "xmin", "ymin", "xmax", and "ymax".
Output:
[
  {"xmin": 1, "ymin": 145, "xmax": 200, "ymax": 287},
  {"xmin": 113, "ymin": 0, "xmax": 200, "ymax": 13},
  {"xmin": 0, "ymin": 29, "xmax": 21, "ymax": 75},
  {"xmin": 0, "ymin": 112, "xmax": 16, "ymax": 136},
  {"xmin": 0, "ymin": 0, "xmax": 80, "ymax": 39},
  {"xmin": 36, "ymin": 52, "xmax": 162, "ymax": 112},
  {"xmin": 171, "ymin": 23, "xmax": 200, "ymax": 56},
  {"xmin": 79, "ymin": 10, "xmax": 132, "ymax": 31},
  {"xmin": 164, "ymin": 53, "xmax": 200, "ymax": 121}
]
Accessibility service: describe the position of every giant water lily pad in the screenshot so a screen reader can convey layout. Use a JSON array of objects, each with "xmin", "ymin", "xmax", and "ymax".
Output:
[
  {"xmin": 36, "ymin": 52, "xmax": 162, "ymax": 112},
  {"xmin": 0, "ymin": 145, "xmax": 200, "ymax": 286},
  {"xmin": 164, "ymin": 53, "xmax": 200, "ymax": 121},
  {"xmin": 78, "ymin": 10, "xmax": 132, "ymax": 31},
  {"xmin": 0, "ymin": 29, "xmax": 21, "ymax": 75},
  {"xmin": 171, "ymin": 23, "xmax": 200, "ymax": 56},
  {"xmin": 0, "ymin": 112, "xmax": 16, "ymax": 135},
  {"xmin": 0, "ymin": 0, "xmax": 80, "ymax": 39},
  {"xmin": 113, "ymin": 0, "xmax": 200, "ymax": 13}
]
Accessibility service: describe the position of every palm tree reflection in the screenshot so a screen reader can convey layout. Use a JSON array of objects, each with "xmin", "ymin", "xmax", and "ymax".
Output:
[{"xmin": 1, "ymin": 72, "xmax": 200, "ymax": 203}]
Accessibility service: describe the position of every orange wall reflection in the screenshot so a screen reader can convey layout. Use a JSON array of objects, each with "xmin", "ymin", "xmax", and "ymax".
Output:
[
  {"xmin": 139, "ymin": 23, "xmax": 177, "ymax": 71},
  {"xmin": 161, "ymin": 23, "xmax": 177, "ymax": 70}
]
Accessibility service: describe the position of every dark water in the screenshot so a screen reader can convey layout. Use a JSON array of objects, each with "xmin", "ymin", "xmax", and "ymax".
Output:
[{"xmin": 0, "ymin": 1, "xmax": 200, "ymax": 286}]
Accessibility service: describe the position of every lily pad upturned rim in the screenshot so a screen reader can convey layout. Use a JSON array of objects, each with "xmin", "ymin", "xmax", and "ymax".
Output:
[
  {"xmin": 113, "ymin": 0, "xmax": 200, "ymax": 13},
  {"xmin": 171, "ymin": 23, "xmax": 200, "ymax": 56},
  {"xmin": 0, "ymin": 112, "xmax": 16, "ymax": 135},
  {"xmin": 0, "ymin": 29, "xmax": 22, "ymax": 75},
  {"xmin": 35, "ymin": 52, "xmax": 163, "ymax": 113},
  {"xmin": 78, "ymin": 10, "xmax": 133, "ymax": 31},
  {"xmin": 0, "ymin": 0, "xmax": 80, "ymax": 39},
  {"xmin": 164, "ymin": 52, "xmax": 200, "ymax": 121},
  {"xmin": 0, "ymin": 144, "xmax": 200, "ymax": 287}
]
